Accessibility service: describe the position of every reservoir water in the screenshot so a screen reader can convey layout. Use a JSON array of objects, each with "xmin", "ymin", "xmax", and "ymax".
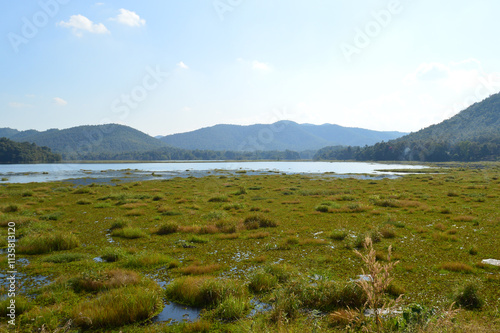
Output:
[{"xmin": 0, "ymin": 161, "xmax": 427, "ymax": 184}]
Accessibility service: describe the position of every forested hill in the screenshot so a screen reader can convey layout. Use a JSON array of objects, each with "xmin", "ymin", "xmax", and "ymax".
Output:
[
  {"xmin": 0, "ymin": 138, "xmax": 61, "ymax": 163},
  {"xmin": 158, "ymin": 121, "xmax": 407, "ymax": 151},
  {"xmin": 315, "ymin": 92, "xmax": 500, "ymax": 162},
  {"xmin": 3, "ymin": 124, "xmax": 168, "ymax": 159}
]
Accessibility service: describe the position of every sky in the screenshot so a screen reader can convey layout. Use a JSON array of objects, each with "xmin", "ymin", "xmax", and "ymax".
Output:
[{"xmin": 1, "ymin": 0, "xmax": 500, "ymax": 137}]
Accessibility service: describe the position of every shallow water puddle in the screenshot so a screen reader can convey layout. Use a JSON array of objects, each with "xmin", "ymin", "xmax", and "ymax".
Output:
[{"xmin": 152, "ymin": 301, "xmax": 201, "ymax": 324}]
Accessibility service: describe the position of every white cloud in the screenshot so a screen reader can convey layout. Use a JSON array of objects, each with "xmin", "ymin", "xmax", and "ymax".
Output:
[
  {"xmin": 252, "ymin": 60, "xmax": 272, "ymax": 71},
  {"xmin": 58, "ymin": 15, "xmax": 109, "ymax": 37},
  {"xmin": 53, "ymin": 97, "xmax": 68, "ymax": 106},
  {"xmin": 9, "ymin": 102, "xmax": 33, "ymax": 108},
  {"xmin": 177, "ymin": 61, "xmax": 189, "ymax": 69},
  {"xmin": 110, "ymin": 9, "xmax": 145, "ymax": 27}
]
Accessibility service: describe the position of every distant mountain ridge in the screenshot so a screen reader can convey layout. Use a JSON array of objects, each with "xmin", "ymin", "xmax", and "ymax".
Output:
[
  {"xmin": 1, "ymin": 124, "xmax": 168, "ymax": 159},
  {"xmin": 158, "ymin": 120, "xmax": 407, "ymax": 151},
  {"xmin": 314, "ymin": 92, "xmax": 500, "ymax": 161}
]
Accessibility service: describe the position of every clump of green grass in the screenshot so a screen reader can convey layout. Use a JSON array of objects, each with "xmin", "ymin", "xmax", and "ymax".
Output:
[
  {"xmin": 165, "ymin": 276, "xmax": 246, "ymax": 307},
  {"xmin": 42, "ymin": 252, "xmax": 85, "ymax": 263},
  {"xmin": 22, "ymin": 190, "xmax": 34, "ymax": 197},
  {"xmin": 0, "ymin": 295, "xmax": 32, "ymax": 317},
  {"xmin": 40, "ymin": 212, "xmax": 63, "ymax": 221},
  {"xmin": 110, "ymin": 218, "xmax": 128, "ymax": 230},
  {"xmin": 73, "ymin": 187, "xmax": 92, "ymax": 194},
  {"xmin": 18, "ymin": 232, "xmax": 79, "ymax": 254},
  {"xmin": 101, "ymin": 247, "xmax": 127, "ymax": 262},
  {"xmin": 249, "ymin": 271, "xmax": 278, "ymax": 293},
  {"xmin": 454, "ymin": 283, "xmax": 483, "ymax": 310},
  {"xmin": 269, "ymin": 286, "xmax": 302, "ymax": 321},
  {"xmin": 379, "ymin": 226, "xmax": 396, "ymax": 239},
  {"xmin": 243, "ymin": 214, "xmax": 278, "ymax": 229},
  {"xmin": 215, "ymin": 220, "xmax": 237, "ymax": 233},
  {"xmin": 329, "ymin": 229, "xmax": 348, "ymax": 241},
  {"xmin": 94, "ymin": 202, "xmax": 112, "ymax": 208},
  {"xmin": 189, "ymin": 235, "xmax": 209, "ymax": 244},
  {"xmin": 72, "ymin": 283, "xmax": 161, "ymax": 328},
  {"xmin": 111, "ymin": 227, "xmax": 148, "ymax": 239},
  {"xmin": 76, "ymin": 199, "xmax": 92, "ymax": 205},
  {"xmin": 71, "ymin": 269, "xmax": 141, "ymax": 293},
  {"xmin": 122, "ymin": 252, "xmax": 177, "ymax": 269},
  {"xmin": 208, "ymin": 195, "xmax": 230, "ymax": 203},
  {"xmin": 210, "ymin": 295, "xmax": 250, "ymax": 321},
  {"xmin": 204, "ymin": 210, "xmax": 228, "ymax": 221},
  {"xmin": 2, "ymin": 204, "xmax": 19, "ymax": 213},
  {"xmin": 156, "ymin": 221, "xmax": 179, "ymax": 235}
]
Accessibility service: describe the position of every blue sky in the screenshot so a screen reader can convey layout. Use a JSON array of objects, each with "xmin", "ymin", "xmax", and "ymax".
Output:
[{"xmin": 1, "ymin": 0, "xmax": 500, "ymax": 136}]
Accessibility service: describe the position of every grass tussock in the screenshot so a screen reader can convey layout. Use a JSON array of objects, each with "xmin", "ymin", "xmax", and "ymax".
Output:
[
  {"xmin": 71, "ymin": 269, "xmax": 141, "ymax": 293},
  {"xmin": 243, "ymin": 214, "xmax": 278, "ymax": 229},
  {"xmin": 165, "ymin": 276, "xmax": 246, "ymax": 307},
  {"xmin": 111, "ymin": 227, "xmax": 148, "ymax": 239},
  {"xmin": 18, "ymin": 232, "xmax": 79, "ymax": 254},
  {"xmin": 156, "ymin": 221, "xmax": 179, "ymax": 235},
  {"xmin": 439, "ymin": 262, "xmax": 474, "ymax": 273},
  {"xmin": 122, "ymin": 252, "xmax": 178, "ymax": 269},
  {"xmin": 72, "ymin": 283, "xmax": 161, "ymax": 328},
  {"xmin": 42, "ymin": 252, "xmax": 85, "ymax": 263}
]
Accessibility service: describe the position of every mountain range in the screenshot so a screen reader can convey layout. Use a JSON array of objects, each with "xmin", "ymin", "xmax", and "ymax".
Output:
[
  {"xmin": 158, "ymin": 121, "xmax": 407, "ymax": 151},
  {"xmin": 1, "ymin": 91, "xmax": 498, "ymax": 162},
  {"xmin": 0, "ymin": 122, "xmax": 407, "ymax": 158}
]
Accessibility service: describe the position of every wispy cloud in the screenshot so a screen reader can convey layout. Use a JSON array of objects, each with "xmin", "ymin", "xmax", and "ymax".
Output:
[
  {"xmin": 9, "ymin": 102, "xmax": 33, "ymax": 109},
  {"xmin": 53, "ymin": 97, "xmax": 68, "ymax": 106},
  {"xmin": 177, "ymin": 61, "xmax": 189, "ymax": 69},
  {"xmin": 58, "ymin": 15, "xmax": 110, "ymax": 37},
  {"xmin": 110, "ymin": 9, "xmax": 145, "ymax": 27},
  {"xmin": 252, "ymin": 60, "xmax": 272, "ymax": 71}
]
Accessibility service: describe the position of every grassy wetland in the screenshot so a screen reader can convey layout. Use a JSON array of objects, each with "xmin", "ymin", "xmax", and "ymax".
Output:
[{"xmin": 1, "ymin": 164, "xmax": 499, "ymax": 332}]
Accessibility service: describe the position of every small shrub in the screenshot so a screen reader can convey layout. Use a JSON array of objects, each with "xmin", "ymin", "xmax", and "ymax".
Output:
[
  {"xmin": 0, "ymin": 296, "xmax": 32, "ymax": 316},
  {"xmin": 468, "ymin": 245, "xmax": 478, "ymax": 255},
  {"xmin": 269, "ymin": 287, "xmax": 302, "ymax": 321},
  {"xmin": 454, "ymin": 283, "xmax": 483, "ymax": 310}
]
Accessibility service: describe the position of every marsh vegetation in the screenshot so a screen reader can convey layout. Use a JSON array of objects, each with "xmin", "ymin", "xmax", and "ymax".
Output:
[{"xmin": 0, "ymin": 164, "xmax": 499, "ymax": 332}]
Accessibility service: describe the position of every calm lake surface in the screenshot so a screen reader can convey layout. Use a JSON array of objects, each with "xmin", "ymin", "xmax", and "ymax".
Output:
[{"xmin": 0, "ymin": 161, "xmax": 427, "ymax": 184}]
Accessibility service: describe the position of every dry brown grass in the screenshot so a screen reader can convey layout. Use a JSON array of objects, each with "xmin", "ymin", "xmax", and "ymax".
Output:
[
  {"xmin": 246, "ymin": 231, "xmax": 270, "ymax": 239},
  {"xmin": 178, "ymin": 264, "xmax": 223, "ymax": 275},
  {"xmin": 121, "ymin": 203, "xmax": 148, "ymax": 209},
  {"xmin": 453, "ymin": 215, "xmax": 476, "ymax": 222},
  {"xmin": 439, "ymin": 262, "xmax": 473, "ymax": 273}
]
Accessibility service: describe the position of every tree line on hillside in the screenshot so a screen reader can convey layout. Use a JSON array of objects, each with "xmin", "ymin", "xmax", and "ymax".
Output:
[
  {"xmin": 62, "ymin": 148, "xmax": 302, "ymax": 161},
  {"xmin": 0, "ymin": 138, "xmax": 61, "ymax": 163},
  {"xmin": 314, "ymin": 137, "xmax": 500, "ymax": 162}
]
